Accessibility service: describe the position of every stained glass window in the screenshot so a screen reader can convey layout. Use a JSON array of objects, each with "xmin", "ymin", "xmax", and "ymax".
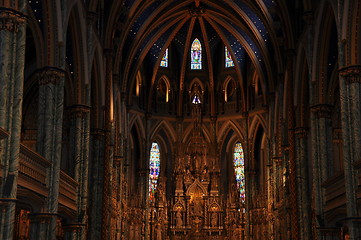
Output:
[
  {"xmin": 160, "ymin": 48, "xmax": 169, "ymax": 67},
  {"xmin": 149, "ymin": 142, "xmax": 160, "ymax": 201},
  {"xmin": 191, "ymin": 38, "xmax": 202, "ymax": 69},
  {"xmin": 192, "ymin": 94, "xmax": 201, "ymax": 104},
  {"xmin": 225, "ymin": 46, "xmax": 234, "ymax": 67},
  {"xmin": 233, "ymin": 142, "xmax": 245, "ymax": 203}
]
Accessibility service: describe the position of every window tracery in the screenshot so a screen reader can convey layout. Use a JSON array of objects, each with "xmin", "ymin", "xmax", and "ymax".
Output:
[
  {"xmin": 191, "ymin": 38, "xmax": 202, "ymax": 69},
  {"xmin": 233, "ymin": 142, "xmax": 245, "ymax": 203},
  {"xmin": 160, "ymin": 48, "xmax": 168, "ymax": 67},
  {"xmin": 149, "ymin": 142, "xmax": 160, "ymax": 201},
  {"xmin": 225, "ymin": 46, "xmax": 234, "ymax": 67}
]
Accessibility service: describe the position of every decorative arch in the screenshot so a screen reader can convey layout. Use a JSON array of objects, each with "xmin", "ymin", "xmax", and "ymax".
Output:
[
  {"xmin": 223, "ymin": 76, "xmax": 237, "ymax": 102},
  {"xmin": 150, "ymin": 120, "xmax": 177, "ymax": 144},
  {"xmin": 217, "ymin": 120, "xmax": 245, "ymax": 146},
  {"xmin": 157, "ymin": 75, "xmax": 171, "ymax": 102},
  {"xmin": 312, "ymin": 1, "xmax": 338, "ymax": 103}
]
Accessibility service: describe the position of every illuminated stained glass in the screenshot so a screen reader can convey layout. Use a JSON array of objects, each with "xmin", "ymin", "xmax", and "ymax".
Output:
[
  {"xmin": 149, "ymin": 142, "xmax": 160, "ymax": 201},
  {"xmin": 160, "ymin": 48, "xmax": 168, "ymax": 67},
  {"xmin": 225, "ymin": 46, "xmax": 235, "ymax": 67},
  {"xmin": 192, "ymin": 94, "xmax": 201, "ymax": 104},
  {"xmin": 191, "ymin": 38, "xmax": 202, "ymax": 69},
  {"xmin": 233, "ymin": 142, "xmax": 245, "ymax": 203}
]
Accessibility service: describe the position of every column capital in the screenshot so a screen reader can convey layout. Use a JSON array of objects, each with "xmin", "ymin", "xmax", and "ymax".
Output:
[
  {"xmin": 302, "ymin": 11, "xmax": 314, "ymax": 25},
  {"xmin": 294, "ymin": 127, "xmax": 309, "ymax": 139},
  {"xmin": 339, "ymin": 65, "xmax": 361, "ymax": 84},
  {"xmin": 113, "ymin": 155, "xmax": 124, "ymax": 167},
  {"xmin": 0, "ymin": 8, "xmax": 27, "ymax": 32},
  {"xmin": 70, "ymin": 104, "xmax": 91, "ymax": 119},
  {"xmin": 36, "ymin": 67, "xmax": 66, "ymax": 85},
  {"xmin": 310, "ymin": 104, "xmax": 333, "ymax": 119},
  {"xmin": 90, "ymin": 128, "xmax": 106, "ymax": 139},
  {"xmin": 87, "ymin": 11, "xmax": 97, "ymax": 25},
  {"xmin": 62, "ymin": 223, "xmax": 85, "ymax": 233},
  {"xmin": 28, "ymin": 213, "xmax": 59, "ymax": 223}
]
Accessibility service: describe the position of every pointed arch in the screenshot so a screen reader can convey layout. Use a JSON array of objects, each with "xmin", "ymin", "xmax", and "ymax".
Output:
[
  {"xmin": 217, "ymin": 120, "xmax": 245, "ymax": 145},
  {"xmin": 223, "ymin": 76, "xmax": 237, "ymax": 102},
  {"xmin": 150, "ymin": 120, "xmax": 177, "ymax": 144},
  {"xmin": 157, "ymin": 75, "xmax": 171, "ymax": 102}
]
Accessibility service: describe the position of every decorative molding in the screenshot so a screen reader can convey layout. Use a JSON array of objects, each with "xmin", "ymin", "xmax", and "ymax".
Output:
[
  {"xmin": 302, "ymin": 11, "xmax": 314, "ymax": 25},
  {"xmin": 294, "ymin": 127, "xmax": 309, "ymax": 139},
  {"xmin": 87, "ymin": 11, "xmax": 98, "ymax": 26},
  {"xmin": 36, "ymin": 67, "xmax": 66, "ymax": 86},
  {"xmin": 310, "ymin": 104, "xmax": 333, "ymax": 119},
  {"xmin": 0, "ymin": 8, "xmax": 27, "ymax": 32},
  {"xmin": 70, "ymin": 104, "xmax": 91, "ymax": 119},
  {"xmin": 90, "ymin": 128, "xmax": 106, "ymax": 139},
  {"xmin": 339, "ymin": 65, "xmax": 361, "ymax": 84},
  {"xmin": 28, "ymin": 213, "xmax": 58, "ymax": 223}
]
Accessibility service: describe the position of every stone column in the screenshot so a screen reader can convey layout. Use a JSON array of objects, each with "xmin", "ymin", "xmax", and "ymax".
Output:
[
  {"xmin": 294, "ymin": 127, "xmax": 312, "ymax": 240},
  {"xmin": 0, "ymin": 7, "xmax": 27, "ymax": 240},
  {"xmin": 101, "ymin": 49, "xmax": 114, "ymax": 240},
  {"xmin": 35, "ymin": 67, "xmax": 66, "ymax": 239},
  {"xmin": 88, "ymin": 128, "xmax": 105, "ymax": 240},
  {"xmin": 28, "ymin": 213, "xmax": 59, "ymax": 240},
  {"xmin": 309, "ymin": 104, "xmax": 333, "ymax": 237},
  {"xmin": 63, "ymin": 224, "xmax": 83, "ymax": 240},
  {"xmin": 69, "ymin": 104, "xmax": 91, "ymax": 240},
  {"xmin": 338, "ymin": 65, "xmax": 361, "ymax": 239}
]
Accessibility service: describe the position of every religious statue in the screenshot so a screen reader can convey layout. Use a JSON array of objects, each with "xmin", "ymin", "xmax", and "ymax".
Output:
[
  {"xmin": 192, "ymin": 198, "xmax": 203, "ymax": 215},
  {"xmin": 156, "ymin": 224, "xmax": 162, "ymax": 240},
  {"xmin": 176, "ymin": 211, "xmax": 183, "ymax": 228},
  {"xmin": 211, "ymin": 212, "xmax": 218, "ymax": 227}
]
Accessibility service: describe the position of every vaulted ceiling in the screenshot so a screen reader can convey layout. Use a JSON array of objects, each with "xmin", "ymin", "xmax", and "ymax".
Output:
[{"xmin": 109, "ymin": 0, "xmax": 292, "ymax": 99}]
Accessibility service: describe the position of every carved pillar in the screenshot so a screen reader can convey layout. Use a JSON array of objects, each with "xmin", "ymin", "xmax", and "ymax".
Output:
[
  {"xmin": 101, "ymin": 49, "xmax": 114, "ymax": 239},
  {"xmin": 68, "ymin": 104, "xmax": 91, "ymax": 240},
  {"xmin": 63, "ymin": 224, "xmax": 83, "ymax": 240},
  {"xmin": 310, "ymin": 104, "xmax": 333, "ymax": 237},
  {"xmin": 338, "ymin": 65, "xmax": 361, "ymax": 238},
  {"xmin": 88, "ymin": 128, "xmax": 105, "ymax": 240},
  {"xmin": 294, "ymin": 127, "xmax": 312, "ymax": 240},
  {"xmin": 35, "ymin": 67, "xmax": 66, "ymax": 239},
  {"xmin": 0, "ymin": 7, "xmax": 27, "ymax": 240},
  {"xmin": 28, "ymin": 213, "xmax": 60, "ymax": 240}
]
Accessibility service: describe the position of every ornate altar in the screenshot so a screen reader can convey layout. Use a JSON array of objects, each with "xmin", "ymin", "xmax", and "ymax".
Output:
[{"xmin": 150, "ymin": 93, "xmax": 244, "ymax": 239}]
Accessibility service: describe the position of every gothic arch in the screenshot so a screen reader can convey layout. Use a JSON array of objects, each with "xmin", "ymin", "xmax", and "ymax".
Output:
[
  {"xmin": 312, "ymin": 1, "xmax": 338, "ymax": 103},
  {"xmin": 348, "ymin": 1, "xmax": 361, "ymax": 64},
  {"xmin": 66, "ymin": 3, "xmax": 90, "ymax": 103},
  {"xmin": 129, "ymin": 114, "xmax": 146, "ymax": 142},
  {"xmin": 249, "ymin": 115, "xmax": 267, "ymax": 139},
  {"xmin": 150, "ymin": 120, "xmax": 177, "ymax": 144},
  {"xmin": 90, "ymin": 45, "xmax": 106, "ymax": 128},
  {"xmin": 182, "ymin": 121, "xmax": 212, "ymax": 145},
  {"xmin": 217, "ymin": 120, "xmax": 245, "ymax": 146}
]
